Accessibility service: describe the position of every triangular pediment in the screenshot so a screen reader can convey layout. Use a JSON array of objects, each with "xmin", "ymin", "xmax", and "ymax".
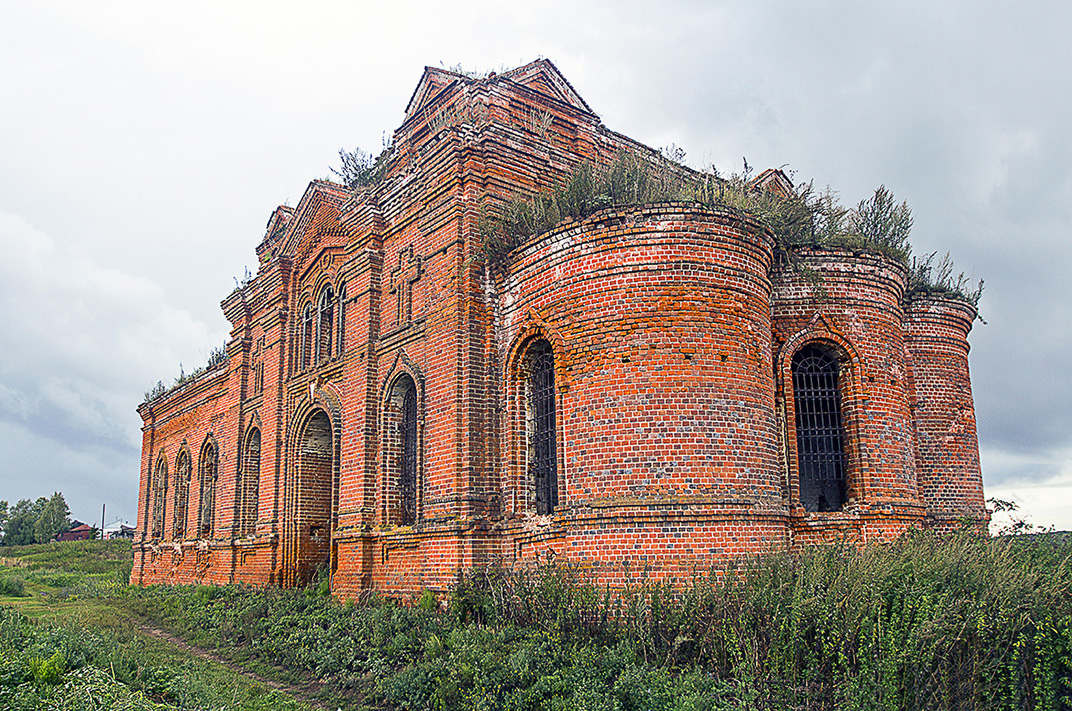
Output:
[
  {"xmin": 404, "ymin": 59, "xmax": 595, "ymax": 120},
  {"xmin": 496, "ymin": 59, "xmax": 594, "ymax": 115},
  {"xmin": 280, "ymin": 180, "xmax": 351, "ymax": 260},
  {"xmin": 404, "ymin": 67, "xmax": 468, "ymax": 118}
]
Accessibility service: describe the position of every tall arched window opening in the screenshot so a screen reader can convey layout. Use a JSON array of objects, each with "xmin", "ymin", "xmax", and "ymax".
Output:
[
  {"xmin": 528, "ymin": 340, "xmax": 558, "ymax": 515},
  {"xmin": 385, "ymin": 374, "xmax": 420, "ymax": 525},
  {"xmin": 296, "ymin": 410, "xmax": 334, "ymax": 585},
  {"xmin": 792, "ymin": 344, "xmax": 848, "ymax": 512},
  {"xmin": 237, "ymin": 428, "xmax": 261, "ymax": 536},
  {"xmin": 317, "ymin": 286, "xmax": 334, "ymax": 364},
  {"xmin": 400, "ymin": 384, "xmax": 419, "ymax": 525},
  {"xmin": 151, "ymin": 457, "xmax": 168, "ymax": 539},
  {"xmin": 173, "ymin": 451, "xmax": 191, "ymax": 538},
  {"xmin": 198, "ymin": 440, "xmax": 218, "ymax": 537},
  {"xmin": 335, "ymin": 282, "xmax": 346, "ymax": 358},
  {"xmin": 301, "ymin": 303, "xmax": 314, "ymax": 371}
]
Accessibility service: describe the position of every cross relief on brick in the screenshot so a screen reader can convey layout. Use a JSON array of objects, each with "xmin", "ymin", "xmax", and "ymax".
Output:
[{"xmin": 389, "ymin": 246, "xmax": 423, "ymax": 329}]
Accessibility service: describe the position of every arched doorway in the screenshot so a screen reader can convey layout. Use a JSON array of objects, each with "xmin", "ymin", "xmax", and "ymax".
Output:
[{"xmin": 295, "ymin": 409, "xmax": 335, "ymax": 585}]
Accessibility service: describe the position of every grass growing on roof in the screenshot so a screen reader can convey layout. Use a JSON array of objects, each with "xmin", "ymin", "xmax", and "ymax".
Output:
[{"xmin": 477, "ymin": 151, "xmax": 984, "ymax": 308}]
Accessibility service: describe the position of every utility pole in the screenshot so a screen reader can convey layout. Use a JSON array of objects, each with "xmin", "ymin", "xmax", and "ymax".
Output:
[{"xmin": 101, "ymin": 503, "xmax": 106, "ymax": 539}]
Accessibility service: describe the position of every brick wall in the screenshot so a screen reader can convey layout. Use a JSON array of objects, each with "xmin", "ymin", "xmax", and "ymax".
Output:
[
  {"xmin": 904, "ymin": 294, "xmax": 987, "ymax": 531},
  {"xmin": 132, "ymin": 60, "xmax": 987, "ymax": 596}
]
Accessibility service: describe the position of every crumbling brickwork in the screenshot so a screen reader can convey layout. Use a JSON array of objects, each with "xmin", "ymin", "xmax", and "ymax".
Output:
[{"xmin": 132, "ymin": 60, "xmax": 986, "ymax": 595}]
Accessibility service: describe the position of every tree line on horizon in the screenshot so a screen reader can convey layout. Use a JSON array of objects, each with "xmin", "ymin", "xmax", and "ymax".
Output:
[{"xmin": 0, "ymin": 492, "xmax": 78, "ymax": 546}]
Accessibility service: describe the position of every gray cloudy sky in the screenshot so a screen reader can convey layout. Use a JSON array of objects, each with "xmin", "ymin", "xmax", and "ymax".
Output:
[{"xmin": 1, "ymin": 0, "xmax": 1070, "ymax": 531}]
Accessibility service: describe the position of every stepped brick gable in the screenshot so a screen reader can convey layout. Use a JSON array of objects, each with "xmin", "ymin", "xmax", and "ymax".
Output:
[{"xmin": 132, "ymin": 60, "xmax": 987, "ymax": 595}]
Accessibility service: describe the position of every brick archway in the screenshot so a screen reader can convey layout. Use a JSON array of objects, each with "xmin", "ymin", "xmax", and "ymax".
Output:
[{"xmin": 292, "ymin": 408, "xmax": 335, "ymax": 586}]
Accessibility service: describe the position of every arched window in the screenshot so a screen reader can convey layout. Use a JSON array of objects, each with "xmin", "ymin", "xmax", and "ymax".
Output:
[
  {"xmin": 151, "ymin": 457, "xmax": 168, "ymax": 539},
  {"xmin": 528, "ymin": 340, "xmax": 558, "ymax": 515},
  {"xmin": 317, "ymin": 286, "xmax": 334, "ymax": 364},
  {"xmin": 336, "ymin": 282, "xmax": 346, "ymax": 358},
  {"xmin": 301, "ymin": 303, "xmax": 314, "ymax": 371},
  {"xmin": 400, "ymin": 384, "xmax": 419, "ymax": 525},
  {"xmin": 198, "ymin": 439, "xmax": 218, "ymax": 537},
  {"xmin": 237, "ymin": 427, "xmax": 261, "ymax": 536},
  {"xmin": 173, "ymin": 450, "xmax": 191, "ymax": 538},
  {"xmin": 792, "ymin": 344, "xmax": 848, "ymax": 512},
  {"xmin": 385, "ymin": 374, "xmax": 420, "ymax": 525}
]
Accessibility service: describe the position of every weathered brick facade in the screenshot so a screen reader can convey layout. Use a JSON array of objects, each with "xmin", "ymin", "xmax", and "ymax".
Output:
[{"xmin": 132, "ymin": 60, "xmax": 987, "ymax": 595}]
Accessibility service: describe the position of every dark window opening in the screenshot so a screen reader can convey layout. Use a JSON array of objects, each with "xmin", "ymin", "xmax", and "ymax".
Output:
[
  {"xmin": 792, "ymin": 344, "xmax": 848, "ymax": 512},
  {"xmin": 400, "ymin": 385, "xmax": 418, "ymax": 525},
  {"xmin": 530, "ymin": 340, "xmax": 558, "ymax": 515}
]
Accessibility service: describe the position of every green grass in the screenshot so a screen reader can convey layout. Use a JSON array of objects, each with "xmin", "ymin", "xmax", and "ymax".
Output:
[
  {"xmin": 0, "ymin": 540, "xmax": 316, "ymax": 710},
  {"xmin": 3, "ymin": 534, "xmax": 1070, "ymax": 710}
]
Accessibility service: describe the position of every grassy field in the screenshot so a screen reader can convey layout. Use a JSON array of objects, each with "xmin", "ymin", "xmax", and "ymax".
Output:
[
  {"xmin": 1, "ymin": 533, "xmax": 1071, "ymax": 710},
  {"xmin": 0, "ymin": 540, "xmax": 317, "ymax": 710}
]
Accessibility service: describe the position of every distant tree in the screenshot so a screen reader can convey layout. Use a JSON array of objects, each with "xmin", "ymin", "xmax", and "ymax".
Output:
[
  {"xmin": 0, "ymin": 493, "xmax": 73, "ymax": 545},
  {"xmin": 34, "ymin": 492, "xmax": 71, "ymax": 543},
  {"xmin": 3, "ymin": 498, "xmax": 45, "ymax": 546}
]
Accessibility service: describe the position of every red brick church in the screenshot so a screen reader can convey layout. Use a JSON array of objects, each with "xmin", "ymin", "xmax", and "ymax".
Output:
[{"xmin": 132, "ymin": 60, "xmax": 987, "ymax": 595}]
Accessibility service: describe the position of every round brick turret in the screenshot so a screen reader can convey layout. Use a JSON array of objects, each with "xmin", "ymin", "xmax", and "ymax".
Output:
[
  {"xmin": 496, "ymin": 203, "xmax": 784, "ymax": 581},
  {"xmin": 903, "ymin": 293, "xmax": 987, "ymax": 531},
  {"xmin": 771, "ymin": 248, "xmax": 924, "ymax": 546}
]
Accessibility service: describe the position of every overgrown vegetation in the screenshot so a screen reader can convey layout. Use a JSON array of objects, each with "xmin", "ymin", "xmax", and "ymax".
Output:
[
  {"xmin": 476, "ymin": 151, "xmax": 983, "ymax": 307},
  {"xmin": 143, "ymin": 344, "xmax": 229, "ymax": 404},
  {"xmin": 331, "ymin": 143, "xmax": 394, "ymax": 190},
  {"xmin": 0, "ymin": 540, "xmax": 311, "ymax": 710},
  {"xmin": 2, "ymin": 535, "xmax": 1070, "ymax": 709}
]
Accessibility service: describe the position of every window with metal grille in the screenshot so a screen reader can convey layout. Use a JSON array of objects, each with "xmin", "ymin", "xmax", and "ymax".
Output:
[
  {"xmin": 199, "ymin": 441, "xmax": 218, "ymax": 537},
  {"xmin": 530, "ymin": 341, "xmax": 558, "ymax": 515},
  {"xmin": 792, "ymin": 344, "xmax": 848, "ymax": 512},
  {"xmin": 400, "ymin": 385, "xmax": 418, "ymax": 525}
]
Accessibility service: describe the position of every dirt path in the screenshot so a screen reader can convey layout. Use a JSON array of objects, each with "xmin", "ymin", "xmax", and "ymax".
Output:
[{"xmin": 131, "ymin": 620, "xmax": 343, "ymax": 710}]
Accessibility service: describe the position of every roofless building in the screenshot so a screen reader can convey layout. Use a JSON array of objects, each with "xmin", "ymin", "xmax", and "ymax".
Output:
[{"xmin": 132, "ymin": 60, "xmax": 987, "ymax": 594}]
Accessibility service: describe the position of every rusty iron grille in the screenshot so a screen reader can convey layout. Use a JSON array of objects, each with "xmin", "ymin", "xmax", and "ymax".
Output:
[
  {"xmin": 531, "ymin": 343, "xmax": 558, "ymax": 514},
  {"xmin": 400, "ymin": 386, "xmax": 418, "ymax": 525},
  {"xmin": 792, "ymin": 345, "xmax": 847, "ymax": 512}
]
